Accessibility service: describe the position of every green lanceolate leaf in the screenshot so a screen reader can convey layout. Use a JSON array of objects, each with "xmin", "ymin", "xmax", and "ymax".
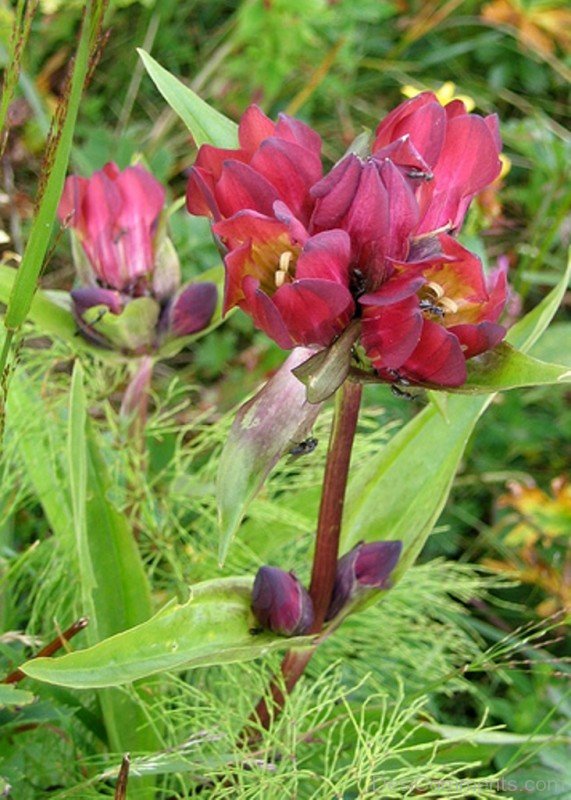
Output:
[
  {"xmin": 66, "ymin": 363, "xmax": 161, "ymax": 775},
  {"xmin": 451, "ymin": 342, "xmax": 571, "ymax": 394},
  {"xmin": 341, "ymin": 252, "xmax": 571, "ymax": 577},
  {"xmin": 20, "ymin": 578, "xmax": 310, "ymax": 688},
  {"xmin": 217, "ymin": 347, "xmax": 322, "ymax": 565},
  {"xmin": 138, "ymin": 49, "xmax": 239, "ymax": 148}
]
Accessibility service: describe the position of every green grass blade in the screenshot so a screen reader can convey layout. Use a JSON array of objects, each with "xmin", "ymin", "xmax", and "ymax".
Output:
[{"xmin": 0, "ymin": 0, "xmax": 38, "ymax": 155}]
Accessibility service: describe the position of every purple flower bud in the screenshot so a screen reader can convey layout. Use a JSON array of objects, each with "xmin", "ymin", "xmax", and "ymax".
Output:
[
  {"xmin": 252, "ymin": 566, "xmax": 314, "ymax": 636},
  {"xmin": 167, "ymin": 281, "xmax": 218, "ymax": 337},
  {"xmin": 71, "ymin": 286, "xmax": 123, "ymax": 317},
  {"xmin": 326, "ymin": 540, "xmax": 402, "ymax": 621}
]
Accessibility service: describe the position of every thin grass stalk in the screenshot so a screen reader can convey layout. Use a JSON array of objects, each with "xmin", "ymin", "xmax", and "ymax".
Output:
[{"xmin": 0, "ymin": 0, "xmax": 39, "ymax": 160}]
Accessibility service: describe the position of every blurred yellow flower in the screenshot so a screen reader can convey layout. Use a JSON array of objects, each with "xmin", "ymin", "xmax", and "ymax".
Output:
[
  {"xmin": 402, "ymin": 81, "xmax": 476, "ymax": 112},
  {"xmin": 482, "ymin": 0, "xmax": 571, "ymax": 56},
  {"xmin": 483, "ymin": 477, "xmax": 571, "ymax": 616}
]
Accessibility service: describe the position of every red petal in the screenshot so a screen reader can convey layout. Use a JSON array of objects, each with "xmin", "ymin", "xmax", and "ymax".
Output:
[
  {"xmin": 238, "ymin": 105, "xmax": 276, "ymax": 151},
  {"xmin": 444, "ymin": 99, "xmax": 467, "ymax": 119},
  {"xmin": 242, "ymin": 276, "xmax": 294, "ymax": 349},
  {"xmin": 482, "ymin": 260, "xmax": 508, "ymax": 323},
  {"xmin": 310, "ymin": 154, "xmax": 363, "ymax": 230},
  {"xmin": 116, "ymin": 165, "xmax": 165, "ymax": 226},
  {"xmin": 223, "ymin": 243, "xmax": 251, "ymax": 311},
  {"xmin": 418, "ymin": 114, "xmax": 502, "ymax": 233},
  {"xmin": 275, "ymin": 113, "xmax": 322, "ymax": 157},
  {"xmin": 362, "ymin": 295, "xmax": 423, "ymax": 369},
  {"xmin": 448, "ymin": 321, "xmax": 505, "ymax": 358},
  {"xmin": 186, "ymin": 165, "xmax": 219, "ymax": 218},
  {"xmin": 58, "ymin": 175, "xmax": 88, "ymax": 227},
  {"xmin": 214, "ymin": 210, "xmax": 289, "ymax": 249},
  {"xmin": 250, "ymin": 138, "xmax": 322, "ymax": 224},
  {"xmin": 215, "ymin": 160, "xmax": 279, "ymax": 218},
  {"xmin": 194, "ymin": 143, "xmax": 242, "ymax": 177},
  {"xmin": 372, "ymin": 136, "xmax": 432, "ymax": 177},
  {"xmin": 374, "ymin": 93, "xmax": 446, "ymax": 168},
  {"xmin": 295, "ymin": 230, "xmax": 351, "ymax": 284},
  {"xmin": 273, "ymin": 279, "xmax": 354, "ymax": 347},
  {"xmin": 343, "ymin": 162, "xmax": 388, "ymax": 275},
  {"xmin": 401, "ymin": 320, "xmax": 467, "ymax": 386},
  {"xmin": 360, "ymin": 272, "xmax": 424, "ymax": 307}
]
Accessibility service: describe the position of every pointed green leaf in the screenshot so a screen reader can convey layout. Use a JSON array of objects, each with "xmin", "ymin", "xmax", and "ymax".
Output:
[
  {"xmin": 67, "ymin": 363, "xmax": 161, "ymax": 767},
  {"xmin": 217, "ymin": 348, "xmax": 322, "ymax": 565},
  {"xmin": 138, "ymin": 49, "xmax": 238, "ymax": 148},
  {"xmin": 455, "ymin": 342, "xmax": 571, "ymax": 393},
  {"xmin": 341, "ymin": 253, "xmax": 571, "ymax": 576},
  {"xmin": 20, "ymin": 578, "xmax": 311, "ymax": 688}
]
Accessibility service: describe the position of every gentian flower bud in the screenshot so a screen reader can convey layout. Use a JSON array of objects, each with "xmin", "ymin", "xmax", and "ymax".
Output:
[
  {"xmin": 252, "ymin": 566, "xmax": 314, "ymax": 636},
  {"xmin": 59, "ymin": 162, "xmax": 217, "ymax": 354},
  {"xmin": 167, "ymin": 282, "xmax": 218, "ymax": 337},
  {"xmin": 326, "ymin": 540, "xmax": 402, "ymax": 621}
]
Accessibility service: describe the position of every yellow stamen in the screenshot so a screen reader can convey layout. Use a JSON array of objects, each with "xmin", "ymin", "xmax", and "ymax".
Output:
[
  {"xmin": 275, "ymin": 250, "xmax": 295, "ymax": 288},
  {"xmin": 279, "ymin": 251, "xmax": 294, "ymax": 273},
  {"xmin": 275, "ymin": 270, "xmax": 287, "ymax": 288},
  {"xmin": 425, "ymin": 281, "xmax": 445, "ymax": 300},
  {"xmin": 439, "ymin": 296, "xmax": 459, "ymax": 315}
]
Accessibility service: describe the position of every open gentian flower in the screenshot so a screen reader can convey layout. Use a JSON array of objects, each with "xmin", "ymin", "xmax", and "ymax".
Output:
[
  {"xmin": 360, "ymin": 234, "xmax": 508, "ymax": 386},
  {"xmin": 186, "ymin": 105, "xmax": 322, "ymax": 227},
  {"xmin": 187, "ymin": 97, "xmax": 508, "ymax": 390},
  {"xmin": 59, "ymin": 162, "xmax": 217, "ymax": 354}
]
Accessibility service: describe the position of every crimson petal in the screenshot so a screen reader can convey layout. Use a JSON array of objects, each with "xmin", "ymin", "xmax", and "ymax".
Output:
[
  {"xmin": 273, "ymin": 279, "xmax": 354, "ymax": 347},
  {"xmin": 295, "ymin": 230, "xmax": 352, "ymax": 283},
  {"xmin": 374, "ymin": 93, "xmax": 446, "ymax": 168},
  {"xmin": 215, "ymin": 160, "xmax": 279, "ymax": 218},
  {"xmin": 310, "ymin": 154, "xmax": 362, "ymax": 230},
  {"xmin": 250, "ymin": 138, "xmax": 322, "ymax": 224},
  {"xmin": 400, "ymin": 319, "xmax": 467, "ymax": 386},
  {"xmin": 242, "ymin": 276, "xmax": 294, "ymax": 349},
  {"xmin": 275, "ymin": 113, "xmax": 322, "ymax": 156},
  {"xmin": 362, "ymin": 295, "xmax": 423, "ymax": 369},
  {"xmin": 238, "ymin": 105, "xmax": 276, "ymax": 152},
  {"xmin": 448, "ymin": 321, "xmax": 506, "ymax": 359}
]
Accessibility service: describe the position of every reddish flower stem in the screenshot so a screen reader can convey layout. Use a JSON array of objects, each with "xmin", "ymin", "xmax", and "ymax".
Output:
[
  {"xmin": 2, "ymin": 617, "xmax": 89, "ymax": 685},
  {"xmin": 246, "ymin": 379, "xmax": 363, "ymax": 736}
]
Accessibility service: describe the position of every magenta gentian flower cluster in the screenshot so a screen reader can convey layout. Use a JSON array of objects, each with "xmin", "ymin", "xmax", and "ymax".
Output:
[
  {"xmin": 186, "ymin": 94, "xmax": 508, "ymax": 388},
  {"xmin": 59, "ymin": 162, "xmax": 217, "ymax": 353}
]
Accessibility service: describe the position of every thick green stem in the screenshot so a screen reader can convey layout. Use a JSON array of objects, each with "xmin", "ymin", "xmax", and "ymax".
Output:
[{"xmin": 247, "ymin": 379, "xmax": 363, "ymax": 735}]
